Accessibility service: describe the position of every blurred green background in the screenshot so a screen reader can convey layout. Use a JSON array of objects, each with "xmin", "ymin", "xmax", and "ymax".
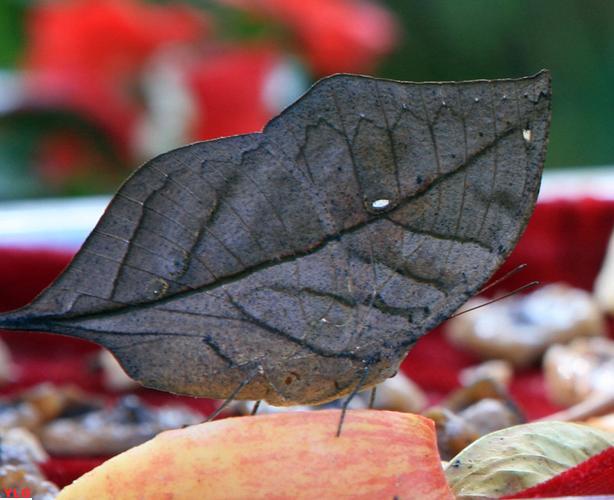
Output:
[
  {"xmin": 0, "ymin": 0, "xmax": 613, "ymax": 200},
  {"xmin": 381, "ymin": 0, "xmax": 614, "ymax": 169}
]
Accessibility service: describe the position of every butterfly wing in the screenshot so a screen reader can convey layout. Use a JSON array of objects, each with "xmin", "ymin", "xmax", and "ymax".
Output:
[{"xmin": 0, "ymin": 72, "xmax": 551, "ymax": 405}]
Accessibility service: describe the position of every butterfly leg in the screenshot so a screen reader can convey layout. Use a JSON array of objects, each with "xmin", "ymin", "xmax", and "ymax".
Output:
[
  {"xmin": 368, "ymin": 386, "xmax": 377, "ymax": 409},
  {"xmin": 206, "ymin": 369, "xmax": 260, "ymax": 422},
  {"xmin": 336, "ymin": 362, "xmax": 371, "ymax": 437},
  {"xmin": 251, "ymin": 400, "xmax": 262, "ymax": 416}
]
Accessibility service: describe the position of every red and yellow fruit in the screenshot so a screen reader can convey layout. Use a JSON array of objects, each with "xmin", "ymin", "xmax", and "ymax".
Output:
[{"xmin": 58, "ymin": 410, "xmax": 452, "ymax": 499}]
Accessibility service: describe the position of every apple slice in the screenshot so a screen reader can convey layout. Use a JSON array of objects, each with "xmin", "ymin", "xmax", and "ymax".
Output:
[{"xmin": 58, "ymin": 410, "xmax": 452, "ymax": 499}]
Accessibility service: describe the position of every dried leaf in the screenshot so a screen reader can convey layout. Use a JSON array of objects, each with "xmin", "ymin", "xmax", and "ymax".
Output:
[
  {"xmin": 0, "ymin": 72, "xmax": 551, "ymax": 405},
  {"xmin": 444, "ymin": 421, "xmax": 614, "ymax": 498}
]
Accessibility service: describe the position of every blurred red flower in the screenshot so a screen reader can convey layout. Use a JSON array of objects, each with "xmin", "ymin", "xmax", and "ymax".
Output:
[
  {"xmin": 11, "ymin": 0, "xmax": 396, "ymax": 195},
  {"xmin": 220, "ymin": 0, "xmax": 398, "ymax": 75},
  {"xmin": 24, "ymin": 0, "xmax": 208, "ymax": 154},
  {"xmin": 35, "ymin": 132, "xmax": 111, "ymax": 192},
  {"xmin": 22, "ymin": 0, "xmax": 396, "ymax": 155},
  {"xmin": 186, "ymin": 45, "xmax": 283, "ymax": 141}
]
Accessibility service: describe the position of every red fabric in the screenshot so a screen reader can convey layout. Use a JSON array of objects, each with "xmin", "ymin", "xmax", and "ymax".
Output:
[
  {"xmin": 405, "ymin": 197, "xmax": 614, "ymax": 419},
  {"xmin": 504, "ymin": 446, "xmax": 614, "ymax": 498},
  {"xmin": 1, "ymin": 198, "xmax": 614, "ymax": 490}
]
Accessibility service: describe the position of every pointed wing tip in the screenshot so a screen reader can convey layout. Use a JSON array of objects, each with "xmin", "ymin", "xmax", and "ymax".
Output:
[
  {"xmin": 0, "ymin": 310, "xmax": 25, "ymax": 331},
  {"xmin": 533, "ymin": 69, "xmax": 552, "ymax": 89},
  {"xmin": 0, "ymin": 308, "xmax": 45, "ymax": 332}
]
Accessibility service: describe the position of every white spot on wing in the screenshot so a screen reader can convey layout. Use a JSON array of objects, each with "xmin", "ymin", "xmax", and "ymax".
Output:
[
  {"xmin": 523, "ymin": 129, "xmax": 532, "ymax": 142},
  {"xmin": 371, "ymin": 199, "xmax": 390, "ymax": 210}
]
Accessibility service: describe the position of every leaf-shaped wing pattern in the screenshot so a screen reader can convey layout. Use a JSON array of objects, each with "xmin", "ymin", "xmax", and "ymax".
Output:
[{"xmin": 0, "ymin": 72, "xmax": 551, "ymax": 405}]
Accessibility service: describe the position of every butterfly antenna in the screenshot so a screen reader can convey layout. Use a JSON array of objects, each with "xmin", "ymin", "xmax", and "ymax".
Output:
[
  {"xmin": 336, "ymin": 364, "xmax": 371, "ymax": 437},
  {"xmin": 451, "ymin": 280, "xmax": 539, "ymax": 318},
  {"xmin": 478, "ymin": 263, "xmax": 528, "ymax": 295},
  {"xmin": 206, "ymin": 371, "xmax": 257, "ymax": 422}
]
